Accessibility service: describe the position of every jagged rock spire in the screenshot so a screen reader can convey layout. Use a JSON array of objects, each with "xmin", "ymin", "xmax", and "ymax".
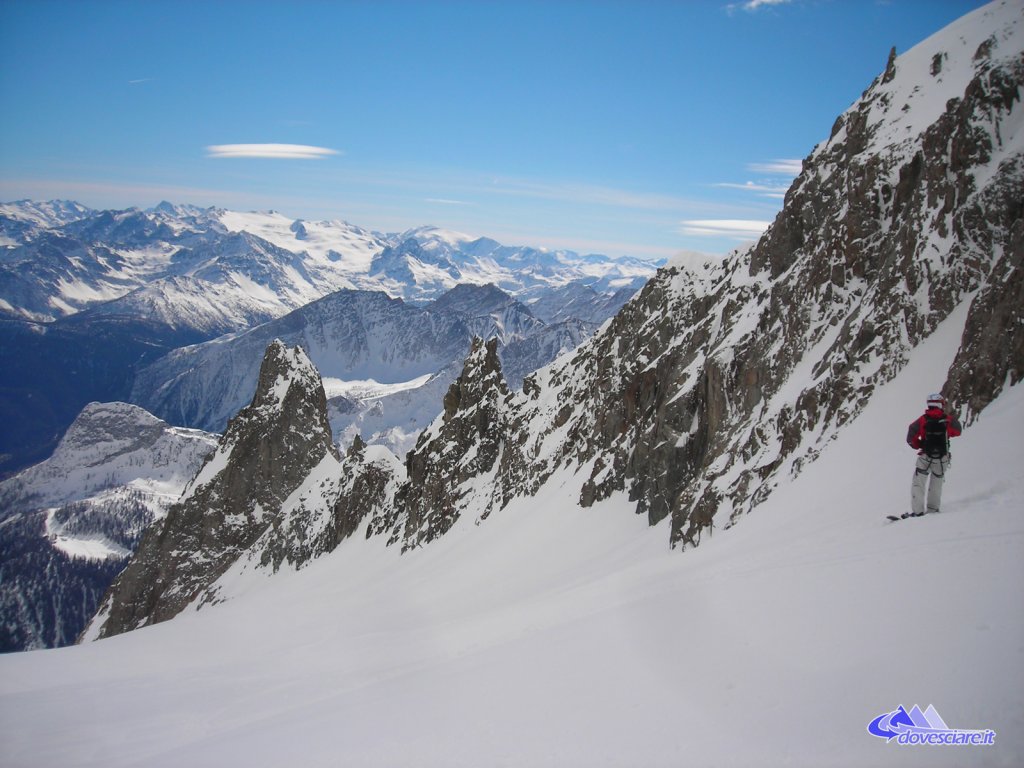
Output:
[
  {"xmin": 390, "ymin": 337, "xmax": 511, "ymax": 550},
  {"xmin": 88, "ymin": 340, "xmax": 338, "ymax": 639}
]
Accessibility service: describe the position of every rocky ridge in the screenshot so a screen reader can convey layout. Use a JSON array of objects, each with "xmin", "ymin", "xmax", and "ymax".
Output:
[
  {"xmin": 131, "ymin": 283, "xmax": 596, "ymax": 455},
  {"xmin": 341, "ymin": 0, "xmax": 1024, "ymax": 550},
  {"xmin": 87, "ymin": 1, "xmax": 1023, "ymax": 638},
  {"xmin": 88, "ymin": 341, "xmax": 339, "ymax": 638}
]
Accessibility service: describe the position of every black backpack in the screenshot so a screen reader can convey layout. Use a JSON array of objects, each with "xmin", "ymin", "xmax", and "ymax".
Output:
[{"xmin": 922, "ymin": 414, "xmax": 949, "ymax": 458}]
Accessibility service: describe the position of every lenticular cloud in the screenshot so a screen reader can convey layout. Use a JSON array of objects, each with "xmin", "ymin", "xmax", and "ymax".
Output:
[
  {"xmin": 678, "ymin": 219, "xmax": 772, "ymax": 239},
  {"xmin": 206, "ymin": 143, "xmax": 339, "ymax": 159}
]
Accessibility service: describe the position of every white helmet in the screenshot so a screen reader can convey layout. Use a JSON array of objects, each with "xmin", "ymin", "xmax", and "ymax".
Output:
[{"xmin": 927, "ymin": 393, "xmax": 945, "ymax": 408}]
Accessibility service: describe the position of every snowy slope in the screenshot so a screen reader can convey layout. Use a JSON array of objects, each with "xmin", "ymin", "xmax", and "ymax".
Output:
[
  {"xmin": 0, "ymin": 402, "xmax": 216, "ymax": 530},
  {"xmin": 0, "ymin": 403, "xmax": 217, "ymax": 650},
  {"xmin": 1, "ymin": 1, "xmax": 1020, "ymax": 761},
  {"xmin": 217, "ymin": 209, "xmax": 385, "ymax": 279},
  {"xmin": 0, "ymin": 200, "xmax": 93, "ymax": 247},
  {"xmin": 0, "ymin": 313, "xmax": 1020, "ymax": 767}
]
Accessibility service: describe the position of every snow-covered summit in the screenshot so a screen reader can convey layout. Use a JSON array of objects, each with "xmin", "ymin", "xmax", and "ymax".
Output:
[
  {"xmin": 0, "ymin": 199, "xmax": 93, "ymax": 237},
  {"xmin": 4, "ymin": 401, "xmax": 216, "ymax": 511},
  {"xmin": 1, "ymin": 200, "xmax": 660, "ymax": 340},
  {"xmin": 0, "ymin": 402, "xmax": 216, "ymax": 650},
  {"xmin": 815, "ymin": 0, "xmax": 1022, "ymax": 164}
]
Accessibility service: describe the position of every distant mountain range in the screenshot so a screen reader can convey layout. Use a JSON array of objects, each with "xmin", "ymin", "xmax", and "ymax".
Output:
[
  {"xmin": 0, "ymin": 202, "xmax": 661, "ymax": 476},
  {"xmin": 0, "ymin": 201, "xmax": 658, "ymax": 326},
  {"xmin": 90, "ymin": 0, "xmax": 1024, "ymax": 644},
  {"xmin": 0, "ymin": 201, "xmax": 661, "ymax": 650}
]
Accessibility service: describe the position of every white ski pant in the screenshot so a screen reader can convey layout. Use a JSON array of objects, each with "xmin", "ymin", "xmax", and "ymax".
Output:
[{"xmin": 911, "ymin": 454, "xmax": 950, "ymax": 515}]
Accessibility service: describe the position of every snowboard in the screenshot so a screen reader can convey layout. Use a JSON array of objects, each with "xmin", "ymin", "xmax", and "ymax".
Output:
[{"xmin": 886, "ymin": 512, "xmax": 928, "ymax": 522}]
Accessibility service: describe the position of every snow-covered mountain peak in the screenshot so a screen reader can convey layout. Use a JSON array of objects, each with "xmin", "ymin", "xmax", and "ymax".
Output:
[
  {"xmin": 216, "ymin": 208, "xmax": 385, "ymax": 270},
  {"xmin": 396, "ymin": 224, "xmax": 475, "ymax": 247},
  {"xmin": 2, "ymin": 199, "xmax": 659, "ymax": 341},
  {"xmin": 49, "ymin": 402, "xmax": 170, "ymax": 465},
  {"xmin": 1, "ymin": 401, "xmax": 216, "ymax": 512},
  {"xmin": 0, "ymin": 199, "xmax": 93, "ymax": 229},
  {"xmin": 813, "ymin": 0, "xmax": 1022, "ymax": 164},
  {"xmin": 0, "ymin": 200, "xmax": 95, "ymax": 249},
  {"xmin": 148, "ymin": 200, "xmax": 211, "ymax": 218},
  {"xmin": 0, "ymin": 400, "xmax": 216, "ymax": 650},
  {"xmin": 253, "ymin": 339, "xmax": 323, "ymax": 414}
]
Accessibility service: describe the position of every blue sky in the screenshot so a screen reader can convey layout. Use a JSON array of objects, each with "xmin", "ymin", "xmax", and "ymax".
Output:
[{"xmin": 0, "ymin": 0, "xmax": 990, "ymax": 258}]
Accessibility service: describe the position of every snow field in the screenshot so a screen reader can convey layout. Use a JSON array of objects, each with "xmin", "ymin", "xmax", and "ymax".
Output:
[{"xmin": 1, "ymin": 292, "xmax": 1021, "ymax": 767}]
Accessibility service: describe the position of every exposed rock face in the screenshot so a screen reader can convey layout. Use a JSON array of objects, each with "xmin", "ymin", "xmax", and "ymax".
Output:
[
  {"xmin": 562, "ymin": 3, "xmax": 1021, "ymax": 546},
  {"xmin": 348, "ymin": 1, "xmax": 1024, "ymax": 550},
  {"xmin": 325, "ymin": 436, "xmax": 403, "ymax": 551},
  {"xmin": 81, "ymin": 3, "xmax": 1024, "ymax": 642},
  {"xmin": 389, "ymin": 337, "xmax": 512, "ymax": 549},
  {"xmin": 944, "ymin": 177, "xmax": 1024, "ymax": 422},
  {"xmin": 89, "ymin": 340, "xmax": 338, "ymax": 638}
]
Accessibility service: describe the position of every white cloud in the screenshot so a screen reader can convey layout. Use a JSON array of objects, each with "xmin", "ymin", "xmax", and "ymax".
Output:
[
  {"xmin": 730, "ymin": 0, "xmax": 793, "ymax": 11},
  {"xmin": 484, "ymin": 176, "xmax": 706, "ymax": 212},
  {"xmin": 206, "ymin": 143, "xmax": 340, "ymax": 160},
  {"xmin": 714, "ymin": 181, "xmax": 789, "ymax": 199},
  {"xmin": 747, "ymin": 159, "xmax": 803, "ymax": 175},
  {"xmin": 713, "ymin": 158, "xmax": 800, "ymax": 200},
  {"xmin": 425, "ymin": 198, "xmax": 473, "ymax": 206},
  {"xmin": 678, "ymin": 219, "xmax": 772, "ymax": 239}
]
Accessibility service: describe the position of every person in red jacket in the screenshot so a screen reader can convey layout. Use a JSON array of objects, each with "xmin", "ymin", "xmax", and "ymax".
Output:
[{"xmin": 906, "ymin": 393, "xmax": 962, "ymax": 516}]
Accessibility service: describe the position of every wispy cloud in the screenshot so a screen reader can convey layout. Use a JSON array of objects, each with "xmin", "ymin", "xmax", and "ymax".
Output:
[
  {"xmin": 678, "ymin": 219, "xmax": 772, "ymax": 239},
  {"xmin": 0, "ymin": 177, "xmax": 297, "ymax": 214},
  {"xmin": 714, "ymin": 181, "xmax": 789, "ymax": 199},
  {"xmin": 728, "ymin": 0, "xmax": 793, "ymax": 12},
  {"xmin": 484, "ymin": 176, "xmax": 711, "ymax": 213},
  {"xmin": 425, "ymin": 198, "xmax": 473, "ymax": 206},
  {"xmin": 713, "ymin": 158, "xmax": 801, "ymax": 200},
  {"xmin": 747, "ymin": 158, "xmax": 803, "ymax": 175},
  {"xmin": 128, "ymin": 78, "xmax": 154, "ymax": 85},
  {"xmin": 206, "ymin": 143, "xmax": 340, "ymax": 160}
]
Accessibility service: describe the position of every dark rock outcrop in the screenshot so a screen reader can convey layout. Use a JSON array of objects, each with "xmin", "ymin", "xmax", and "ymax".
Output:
[
  {"xmin": 347, "ymin": 3, "xmax": 1024, "ymax": 551},
  {"xmin": 89, "ymin": 340, "xmax": 338, "ymax": 638},
  {"xmin": 81, "ymin": 5, "xmax": 1024, "ymax": 642},
  {"xmin": 389, "ymin": 337, "xmax": 512, "ymax": 550}
]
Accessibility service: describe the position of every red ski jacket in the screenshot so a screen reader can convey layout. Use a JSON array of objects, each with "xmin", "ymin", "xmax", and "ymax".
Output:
[{"xmin": 906, "ymin": 407, "xmax": 962, "ymax": 454}]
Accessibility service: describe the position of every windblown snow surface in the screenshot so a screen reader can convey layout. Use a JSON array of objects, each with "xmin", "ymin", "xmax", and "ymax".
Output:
[{"xmin": 0, "ymin": 290, "xmax": 1021, "ymax": 766}]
